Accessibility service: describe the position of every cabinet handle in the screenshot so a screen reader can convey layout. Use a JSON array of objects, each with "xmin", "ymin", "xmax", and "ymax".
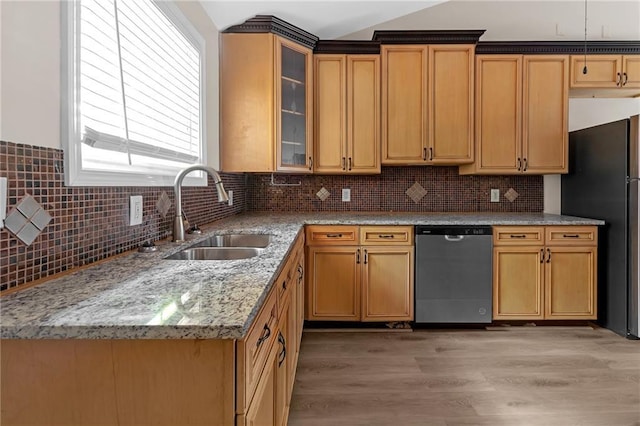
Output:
[
  {"xmin": 364, "ymin": 249, "xmax": 368, "ymax": 264},
  {"xmin": 277, "ymin": 331, "xmax": 286, "ymax": 367},
  {"xmin": 256, "ymin": 324, "xmax": 271, "ymax": 348},
  {"xmin": 616, "ymin": 72, "xmax": 622, "ymax": 86},
  {"xmin": 341, "ymin": 157, "xmax": 346, "ymax": 170},
  {"xmin": 348, "ymin": 157, "xmax": 352, "ymax": 171},
  {"xmin": 282, "ymin": 278, "xmax": 287, "ymax": 290},
  {"xmin": 326, "ymin": 233, "xmax": 342, "ymax": 238},
  {"xmin": 297, "ymin": 264, "xmax": 303, "ymax": 283},
  {"xmin": 509, "ymin": 234, "xmax": 527, "ymax": 239},
  {"xmin": 423, "ymin": 147, "xmax": 427, "ymax": 161},
  {"xmin": 429, "ymin": 147, "xmax": 433, "ymax": 161},
  {"xmin": 517, "ymin": 158, "xmax": 522, "ymax": 171},
  {"xmin": 540, "ymin": 249, "xmax": 544, "ymax": 263},
  {"xmin": 546, "ymin": 248, "xmax": 551, "ymax": 263},
  {"xmin": 623, "ymin": 72, "xmax": 628, "ymax": 86},
  {"xmin": 563, "ymin": 234, "xmax": 580, "ymax": 238},
  {"xmin": 308, "ymin": 157, "xmax": 313, "ymax": 170},
  {"xmin": 356, "ymin": 248, "xmax": 360, "ymax": 264},
  {"xmin": 523, "ymin": 158, "xmax": 528, "ymax": 172},
  {"xmin": 378, "ymin": 234, "xmax": 395, "ymax": 239}
]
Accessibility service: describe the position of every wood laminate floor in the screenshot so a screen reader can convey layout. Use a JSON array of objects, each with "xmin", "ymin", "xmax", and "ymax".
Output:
[{"xmin": 288, "ymin": 327, "xmax": 640, "ymax": 426}]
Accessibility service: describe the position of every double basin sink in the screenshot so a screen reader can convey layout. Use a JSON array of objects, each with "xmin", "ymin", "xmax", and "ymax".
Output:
[{"xmin": 165, "ymin": 234, "xmax": 272, "ymax": 260}]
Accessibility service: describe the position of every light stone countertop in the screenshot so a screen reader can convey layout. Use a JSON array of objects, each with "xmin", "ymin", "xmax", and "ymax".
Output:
[{"xmin": 0, "ymin": 212, "xmax": 604, "ymax": 340}]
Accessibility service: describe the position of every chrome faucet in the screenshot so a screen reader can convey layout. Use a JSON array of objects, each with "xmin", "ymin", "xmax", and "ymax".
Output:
[{"xmin": 173, "ymin": 165, "xmax": 229, "ymax": 242}]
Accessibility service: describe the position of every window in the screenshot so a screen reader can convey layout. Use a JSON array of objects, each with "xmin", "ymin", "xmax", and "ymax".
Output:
[{"xmin": 62, "ymin": 0, "xmax": 206, "ymax": 186}]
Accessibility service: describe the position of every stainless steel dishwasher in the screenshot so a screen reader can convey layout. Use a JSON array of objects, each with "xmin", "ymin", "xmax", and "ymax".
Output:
[{"xmin": 415, "ymin": 225, "xmax": 493, "ymax": 323}]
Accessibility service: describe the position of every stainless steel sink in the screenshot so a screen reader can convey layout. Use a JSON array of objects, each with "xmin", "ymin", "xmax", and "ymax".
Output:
[
  {"xmin": 165, "ymin": 247, "xmax": 262, "ymax": 261},
  {"xmin": 192, "ymin": 234, "xmax": 272, "ymax": 248}
]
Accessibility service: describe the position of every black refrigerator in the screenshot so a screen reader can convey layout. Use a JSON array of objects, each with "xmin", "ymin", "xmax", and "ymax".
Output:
[{"xmin": 562, "ymin": 115, "xmax": 640, "ymax": 339}]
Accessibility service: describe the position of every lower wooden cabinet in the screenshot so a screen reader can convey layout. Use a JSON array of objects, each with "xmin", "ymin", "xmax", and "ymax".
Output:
[
  {"xmin": 306, "ymin": 226, "xmax": 414, "ymax": 322},
  {"xmin": 361, "ymin": 247, "xmax": 414, "ymax": 321},
  {"xmin": 493, "ymin": 226, "xmax": 597, "ymax": 320},
  {"xmin": 306, "ymin": 246, "xmax": 361, "ymax": 320}
]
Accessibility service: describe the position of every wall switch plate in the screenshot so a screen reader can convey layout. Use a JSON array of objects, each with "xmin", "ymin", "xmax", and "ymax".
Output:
[
  {"xmin": 227, "ymin": 190, "xmax": 233, "ymax": 206},
  {"xmin": 0, "ymin": 177, "xmax": 6, "ymax": 229},
  {"xmin": 342, "ymin": 188, "xmax": 351, "ymax": 202},
  {"xmin": 490, "ymin": 189, "xmax": 500, "ymax": 203},
  {"xmin": 129, "ymin": 195, "xmax": 143, "ymax": 226}
]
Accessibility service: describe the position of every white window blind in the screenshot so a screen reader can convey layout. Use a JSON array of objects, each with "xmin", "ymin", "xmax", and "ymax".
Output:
[{"xmin": 63, "ymin": 0, "xmax": 205, "ymax": 186}]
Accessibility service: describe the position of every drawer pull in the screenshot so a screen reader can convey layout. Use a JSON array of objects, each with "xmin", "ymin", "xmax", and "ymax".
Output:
[
  {"xmin": 256, "ymin": 324, "xmax": 271, "ymax": 348},
  {"xmin": 326, "ymin": 233, "xmax": 343, "ymax": 238},
  {"xmin": 282, "ymin": 279, "xmax": 287, "ymax": 290},
  {"xmin": 378, "ymin": 234, "xmax": 395, "ymax": 239},
  {"xmin": 277, "ymin": 332, "xmax": 287, "ymax": 367},
  {"xmin": 509, "ymin": 234, "xmax": 527, "ymax": 239},
  {"xmin": 562, "ymin": 234, "xmax": 580, "ymax": 238}
]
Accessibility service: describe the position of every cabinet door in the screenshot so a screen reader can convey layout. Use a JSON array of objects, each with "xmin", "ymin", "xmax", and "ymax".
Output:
[
  {"xmin": 295, "ymin": 252, "xmax": 305, "ymax": 348},
  {"xmin": 381, "ymin": 45, "xmax": 427, "ymax": 164},
  {"xmin": 314, "ymin": 55, "xmax": 347, "ymax": 173},
  {"xmin": 275, "ymin": 313, "xmax": 289, "ymax": 426},
  {"xmin": 361, "ymin": 247, "xmax": 414, "ymax": 321},
  {"xmin": 243, "ymin": 342, "xmax": 277, "ymax": 426},
  {"xmin": 472, "ymin": 55, "xmax": 522, "ymax": 173},
  {"xmin": 522, "ymin": 55, "xmax": 568, "ymax": 173},
  {"xmin": 570, "ymin": 55, "xmax": 622, "ymax": 88},
  {"xmin": 276, "ymin": 37, "xmax": 313, "ymax": 173},
  {"xmin": 306, "ymin": 247, "xmax": 360, "ymax": 320},
  {"xmin": 348, "ymin": 55, "xmax": 381, "ymax": 173},
  {"xmin": 429, "ymin": 45, "xmax": 474, "ymax": 164},
  {"xmin": 493, "ymin": 246, "xmax": 544, "ymax": 319},
  {"xmin": 623, "ymin": 55, "xmax": 640, "ymax": 88},
  {"xmin": 545, "ymin": 247, "xmax": 597, "ymax": 319},
  {"xmin": 285, "ymin": 288, "xmax": 297, "ymax": 401}
]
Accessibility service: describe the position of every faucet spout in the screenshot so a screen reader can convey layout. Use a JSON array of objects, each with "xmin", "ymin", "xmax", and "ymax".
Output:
[{"xmin": 173, "ymin": 165, "xmax": 229, "ymax": 242}]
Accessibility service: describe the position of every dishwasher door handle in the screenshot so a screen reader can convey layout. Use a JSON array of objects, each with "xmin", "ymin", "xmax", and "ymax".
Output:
[{"xmin": 444, "ymin": 235, "xmax": 464, "ymax": 242}]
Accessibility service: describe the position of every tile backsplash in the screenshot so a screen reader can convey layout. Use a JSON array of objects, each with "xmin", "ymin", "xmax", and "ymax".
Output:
[
  {"xmin": 1, "ymin": 140, "xmax": 543, "ymax": 292},
  {"xmin": 246, "ymin": 167, "xmax": 543, "ymax": 212},
  {"xmin": 0, "ymin": 141, "xmax": 245, "ymax": 291}
]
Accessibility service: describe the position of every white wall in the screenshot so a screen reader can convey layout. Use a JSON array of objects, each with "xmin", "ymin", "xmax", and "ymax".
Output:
[
  {"xmin": 0, "ymin": 0, "xmax": 221, "ymax": 168},
  {"xmin": 544, "ymin": 98, "xmax": 640, "ymax": 214},
  {"xmin": 1, "ymin": 1, "xmax": 60, "ymax": 148}
]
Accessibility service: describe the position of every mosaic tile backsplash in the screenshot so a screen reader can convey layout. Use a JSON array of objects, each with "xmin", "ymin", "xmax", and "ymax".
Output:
[
  {"xmin": 246, "ymin": 167, "xmax": 543, "ymax": 212},
  {"xmin": 0, "ymin": 141, "xmax": 246, "ymax": 291},
  {"xmin": 1, "ymin": 140, "xmax": 543, "ymax": 292}
]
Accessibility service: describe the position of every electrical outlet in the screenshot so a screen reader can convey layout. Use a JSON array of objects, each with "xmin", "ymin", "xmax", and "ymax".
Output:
[
  {"xmin": 0, "ymin": 177, "xmax": 6, "ymax": 229},
  {"xmin": 129, "ymin": 195, "xmax": 143, "ymax": 226},
  {"xmin": 227, "ymin": 190, "xmax": 234, "ymax": 206},
  {"xmin": 490, "ymin": 189, "xmax": 500, "ymax": 203},
  {"xmin": 342, "ymin": 188, "xmax": 351, "ymax": 202}
]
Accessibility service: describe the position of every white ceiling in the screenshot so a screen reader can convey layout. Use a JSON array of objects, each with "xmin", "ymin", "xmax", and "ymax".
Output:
[{"xmin": 201, "ymin": 0, "xmax": 640, "ymax": 41}]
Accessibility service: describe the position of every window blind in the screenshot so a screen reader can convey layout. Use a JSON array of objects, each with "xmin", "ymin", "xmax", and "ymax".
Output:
[{"xmin": 79, "ymin": 0, "xmax": 201, "ymax": 165}]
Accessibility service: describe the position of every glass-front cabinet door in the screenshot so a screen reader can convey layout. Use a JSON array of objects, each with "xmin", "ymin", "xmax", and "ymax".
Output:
[{"xmin": 276, "ymin": 38, "xmax": 313, "ymax": 172}]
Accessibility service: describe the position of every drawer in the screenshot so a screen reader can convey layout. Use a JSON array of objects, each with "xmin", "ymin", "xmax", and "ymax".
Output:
[
  {"xmin": 493, "ymin": 226, "xmax": 544, "ymax": 246},
  {"xmin": 305, "ymin": 226, "xmax": 359, "ymax": 245},
  {"xmin": 276, "ymin": 261, "xmax": 294, "ymax": 318},
  {"xmin": 545, "ymin": 226, "xmax": 598, "ymax": 246},
  {"xmin": 237, "ymin": 287, "xmax": 278, "ymax": 413},
  {"xmin": 360, "ymin": 226, "xmax": 413, "ymax": 245}
]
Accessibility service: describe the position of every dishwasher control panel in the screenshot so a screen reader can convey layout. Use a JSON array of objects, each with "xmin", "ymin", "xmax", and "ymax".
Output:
[{"xmin": 415, "ymin": 225, "xmax": 492, "ymax": 236}]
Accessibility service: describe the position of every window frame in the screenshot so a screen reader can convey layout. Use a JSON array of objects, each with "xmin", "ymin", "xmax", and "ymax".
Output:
[{"xmin": 61, "ymin": 0, "xmax": 207, "ymax": 187}]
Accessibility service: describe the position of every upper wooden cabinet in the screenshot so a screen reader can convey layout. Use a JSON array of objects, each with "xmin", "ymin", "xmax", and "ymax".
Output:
[
  {"xmin": 220, "ymin": 33, "xmax": 313, "ymax": 173},
  {"xmin": 381, "ymin": 44, "xmax": 474, "ymax": 165},
  {"xmin": 460, "ymin": 54, "xmax": 569, "ymax": 175},
  {"xmin": 314, "ymin": 54, "xmax": 380, "ymax": 174},
  {"xmin": 570, "ymin": 54, "xmax": 640, "ymax": 98}
]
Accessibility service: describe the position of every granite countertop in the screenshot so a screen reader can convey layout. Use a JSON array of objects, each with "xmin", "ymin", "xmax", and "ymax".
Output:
[{"xmin": 0, "ymin": 212, "xmax": 604, "ymax": 340}]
